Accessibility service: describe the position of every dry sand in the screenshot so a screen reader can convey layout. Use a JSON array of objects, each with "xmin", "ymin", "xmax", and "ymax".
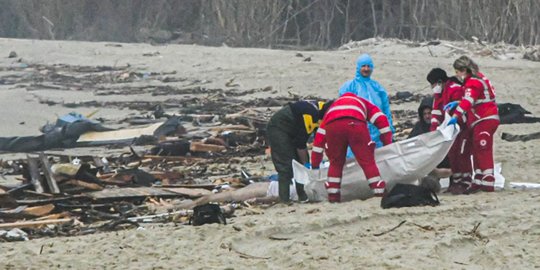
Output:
[{"xmin": 1, "ymin": 38, "xmax": 540, "ymax": 269}]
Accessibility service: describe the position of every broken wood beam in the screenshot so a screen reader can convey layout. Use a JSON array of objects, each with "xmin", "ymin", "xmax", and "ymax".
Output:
[
  {"xmin": 39, "ymin": 153, "xmax": 60, "ymax": 194},
  {"xmin": 0, "ymin": 218, "xmax": 72, "ymax": 229},
  {"xmin": 143, "ymin": 155, "xmax": 205, "ymax": 162},
  {"xmin": 64, "ymin": 180, "xmax": 103, "ymax": 191},
  {"xmin": 27, "ymin": 156, "xmax": 45, "ymax": 193},
  {"xmin": 189, "ymin": 142, "xmax": 226, "ymax": 153},
  {"xmin": 22, "ymin": 204, "xmax": 55, "ymax": 217}
]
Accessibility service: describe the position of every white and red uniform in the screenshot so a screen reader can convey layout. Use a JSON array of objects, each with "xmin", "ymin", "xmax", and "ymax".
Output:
[
  {"xmin": 431, "ymin": 79, "xmax": 464, "ymax": 130},
  {"xmin": 452, "ymin": 72, "xmax": 499, "ymax": 192},
  {"xmin": 311, "ymin": 93, "xmax": 392, "ymax": 202},
  {"xmin": 433, "ymin": 79, "xmax": 474, "ymax": 189}
]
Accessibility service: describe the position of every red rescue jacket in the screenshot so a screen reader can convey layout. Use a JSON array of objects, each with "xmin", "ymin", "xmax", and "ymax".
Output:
[
  {"xmin": 452, "ymin": 72, "xmax": 499, "ymax": 127},
  {"xmin": 311, "ymin": 93, "xmax": 392, "ymax": 167}
]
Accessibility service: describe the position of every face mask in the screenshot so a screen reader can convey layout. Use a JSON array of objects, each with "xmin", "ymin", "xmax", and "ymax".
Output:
[{"xmin": 432, "ymin": 84, "xmax": 442, "ymax": 94}]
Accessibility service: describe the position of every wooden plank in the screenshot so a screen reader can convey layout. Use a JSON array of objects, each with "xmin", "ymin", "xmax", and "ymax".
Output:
[
  {"xmin": 189, "ymin": 142, "xmax": 226, "ymax": 153},
  {"xmin": 35, "ymin": 212, "xmax": 71, "ymax": 221},
  {"xmin": 158, "ymin": 184, "xmax": 217, "ymax": 190},
  {"xmin": 27, "ymin": 156, "xmax": 45, "ymax": 193},
  {"xmin": 148, "ymin": 171, "xmax": 184, "ymax": 181},
  {"xmin": 22, "ymin": 204, "xmax": 55, "ymax": 217},
  {"xmin": 77, "ymin": 122, "xmax": 163, "ymax": 143},
  {"xmin": 0, "ymin": 206, "xmax": 27, "ymax": 216},
  {"xmin": 39, "ymin": 153, "xmax": 60, "ymax": 194},
  {"xmin": 209, "ymin": 124, "xmax": 252, "ymax": 132},
  {"xmin": 143, "ymin": 155, "xmax": 205, "ymax": 162},
  {"xmin": 85, "ymin": 187, "xmax": 178, "ymax": 200},
  {"xmin": 64, "ymin": 180, "xmax": 103, "ymax": 191},
  {"xmin": 0, "ymin": 218, "xmax": 72, "ymax": 229},
  {"xmin": 16, "ymin": 195, "xmax": 84, "ymax": 206},
  {"xmin": 23, "ymin": 190, "xmax": 54, "ymax": 197},
  {"xmin": 163, "ymin": 187, "xmax": 212, "ymax": 198}
]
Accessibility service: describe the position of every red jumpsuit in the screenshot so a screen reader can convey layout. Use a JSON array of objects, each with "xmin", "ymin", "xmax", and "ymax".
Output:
[
  {"xmin": 452, "ymin": 72, "xmax": 499, "ymax": 192},
  {"xmin": 432, "ymin": 79, "xmax": 474, "ymax": 190},
  {"xmin": 311, "ymin": 93, "xmax": 392, "ymax": 202}
]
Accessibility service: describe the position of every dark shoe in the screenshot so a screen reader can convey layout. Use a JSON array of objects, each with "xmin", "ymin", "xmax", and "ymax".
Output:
[
  {"xmin": 295, "ymin": 182, "xmax": 309, "ymax": 202},
  {"xmin": 298, "ymin": 198, "xmax": 310, "ymax": 204},
  {"xmin": 463, "ymin": 185, "xmax": 482, "ymax": 195},
  {"xmin": 278, "ymin": 178, "xmax": 291, "ymax": 202},
  {"xmin": 450, "ymin": 183, "xmax": 469, "ymax": 195}
]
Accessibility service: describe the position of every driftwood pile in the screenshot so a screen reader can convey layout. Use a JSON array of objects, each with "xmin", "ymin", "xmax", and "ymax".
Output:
[
  {"xmin": 0, "ymin": 61, "xmax": 426, "ymax": 241},
  {"xmin": 339, "ymin": 37, "xmax": 540, "ymax": 62}
]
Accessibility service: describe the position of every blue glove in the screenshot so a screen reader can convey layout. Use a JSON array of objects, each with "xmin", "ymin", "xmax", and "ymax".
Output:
[
  {"xmin": 443, "ymin": 101, "xmax": 459, "ymax": 111},
  {"xmin": 304, "ymin": 162, "xmax": 311, "ymax": 169},
  {"xmin": 448, "ymin": 117, "xmax": 458, "ymax": 125}
]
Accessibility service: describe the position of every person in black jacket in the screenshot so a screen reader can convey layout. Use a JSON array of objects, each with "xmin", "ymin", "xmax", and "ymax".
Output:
[
  {"xmin": 408, "ymin": 96, "xmax": 434, "ymax": 139},
  {"xmin": 266, "ymin": 100, "xmax": 331, "ymax": 203}
]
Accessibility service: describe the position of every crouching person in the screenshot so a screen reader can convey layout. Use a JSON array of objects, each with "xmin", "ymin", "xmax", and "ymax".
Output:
[
  {"xmin": 267, "ymin": 100, "xmax": 330, "ymax": 203},
  {"xmin": 311, "ymin": 93, "xmax": 392, "ymax": 202}
]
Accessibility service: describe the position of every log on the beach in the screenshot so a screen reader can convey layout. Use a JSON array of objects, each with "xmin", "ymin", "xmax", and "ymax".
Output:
[
  {"xmin": 85, "ymin": 187, "xmax": 178, "ymax": 200},
  {"xmin": 163, "ymin": 187, "xmax": 212, "ymax": 198},
  {"xmin": 159, "ymin": 184, "xmax": 217, "ymax": 190},
  {"xmin": 0, "ymin": 218, "xmax": 72, "ymax": 229}
]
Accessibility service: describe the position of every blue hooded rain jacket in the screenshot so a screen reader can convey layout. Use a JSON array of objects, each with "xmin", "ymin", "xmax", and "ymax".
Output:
[{"xmin": 338, "ymin": 54, "xmax": 395, "ymax": 152}]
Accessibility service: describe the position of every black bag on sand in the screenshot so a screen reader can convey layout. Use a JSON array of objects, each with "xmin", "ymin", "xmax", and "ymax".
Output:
[
  {"xmin": 381, "ymin": 183, "xmax": 440, "ymax": 209},
  {"xmin": 189, "ymin": 203, "xmax": 227, "ymax": 226}
]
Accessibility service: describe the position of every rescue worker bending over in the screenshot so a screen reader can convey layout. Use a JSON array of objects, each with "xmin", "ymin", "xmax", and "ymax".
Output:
[
  {"xmin": 267, "ymin": 100, "xmax": 330, "ymax": 203},
  {"xmin": 427, "ymin": 68, "xmax": 472, "ymax": 195},
  {"xmin": 311, "ymin": 93, "xmax": 392, "ymax": 202}
]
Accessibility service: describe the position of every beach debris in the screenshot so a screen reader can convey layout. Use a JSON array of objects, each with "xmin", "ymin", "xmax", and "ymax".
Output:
[
  {"xmin": 502, "ymin": 131, "xmax": 540, "ymax": 142},
  {"xmin": 523, "ymin": 47, "xmax": 540, "ymax": 62},
  {"xmin": 459, "ymin": 222, "xmax": 488, "ymax": 242},
  {"xmin": 0, "ymin": 58, "xmax": 438, "ymax": 242},
  {"xmin": 498, "ymin": 103, "xmax": 540, "ymax": 124},
  {"xmin": 142, "ymin": 51, "xmax": 160, "ymax": 57},
  {"xmin": 373, "ymin": 220, "xmax": 407, "ymax": 236},
  {"xmin": 188, "ymin": 203, "xmax": 227, "ymax": 226},
  {"xmin": 509, "ymin": 182, "xmax": 540, "ymax": 189},
  {"xmin": 8, "ymin": 51, "xmax": 17, "ymax": 58},
  {"xmin": 0, "ymin": 228, "xmax": 29, "ymax": 241}
]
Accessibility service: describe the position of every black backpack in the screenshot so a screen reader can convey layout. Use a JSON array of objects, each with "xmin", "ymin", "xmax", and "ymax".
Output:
[
  {"xmin": 189, "ymin": 203, "xmax": 226, "ymax": 226},
  {"xmin": 381, "ymin": 183, "xmax": 440, "ymax": 209}
]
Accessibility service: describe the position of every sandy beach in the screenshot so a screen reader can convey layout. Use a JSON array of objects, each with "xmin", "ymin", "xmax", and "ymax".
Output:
[{"xmin": 1, "ymin": 37, "xmax": 540, "ymax": 269}]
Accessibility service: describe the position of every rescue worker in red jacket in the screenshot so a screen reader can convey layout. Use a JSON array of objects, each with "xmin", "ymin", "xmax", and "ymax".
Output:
[
  {"xmin": 445, "ymin": 56, "xmax": 499, "ymax": 193},
  {"xmin": 310, "ymin": 93, "xmax": 392, "ymax": 202},
  {"xmin": 427, "ymin": 68, "xmax": 473, "ymax": 194}
]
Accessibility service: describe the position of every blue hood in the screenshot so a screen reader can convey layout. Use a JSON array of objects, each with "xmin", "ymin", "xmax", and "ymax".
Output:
[
  {"xmin": 355, "ymin": 54, "xmax": 374, "ymax": 80},
  {"xmin": 338, "ymin": 53, "xmax": 395, "ymax": 150}
]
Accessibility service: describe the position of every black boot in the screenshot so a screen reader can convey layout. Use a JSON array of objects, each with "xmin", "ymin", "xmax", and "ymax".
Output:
[
  {"xmin": 295, "ymin": 182, "xmax": 309, "ymax": 203},
  {"xmin": 278, "ymin": 177, "xmax": 291, "ymax": 203}
]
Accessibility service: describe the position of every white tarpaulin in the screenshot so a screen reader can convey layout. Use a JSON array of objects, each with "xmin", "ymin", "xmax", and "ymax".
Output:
[{"xmin": 293, "ymin": 117, "xmax": 460, "ymax": 202}]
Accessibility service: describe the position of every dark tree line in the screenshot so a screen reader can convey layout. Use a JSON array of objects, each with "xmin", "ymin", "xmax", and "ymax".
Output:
[{"xmin": 0, "ymin": 0, "xmax": 538, "ymax": 48}]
